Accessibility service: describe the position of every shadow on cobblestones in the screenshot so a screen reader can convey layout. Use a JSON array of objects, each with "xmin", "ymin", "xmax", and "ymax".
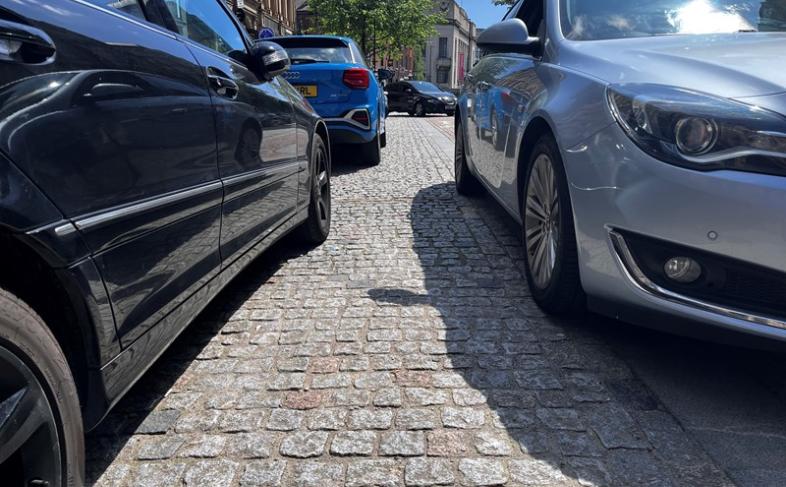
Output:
[
  {"xmin": 367, "ymin": 182, "xmax": 734, "ymax": 486},
  {"xmin": 85, "ymin": 238, "xmax": 308, "ymax": 483}
]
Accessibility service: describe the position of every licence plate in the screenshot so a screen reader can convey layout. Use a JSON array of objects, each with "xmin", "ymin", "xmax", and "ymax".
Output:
[{"xmin": 296, "ymin": 85, "xmax": 318, "ymax": 98}]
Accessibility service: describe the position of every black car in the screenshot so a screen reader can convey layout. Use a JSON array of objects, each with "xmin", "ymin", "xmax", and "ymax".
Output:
[
  {"xmin": 0, "ymin": 0, "xmax": 331, "ymax": 484},
  {"xmin": 386, "ymin": 81, "xmax": 458, "ymax": 117}
]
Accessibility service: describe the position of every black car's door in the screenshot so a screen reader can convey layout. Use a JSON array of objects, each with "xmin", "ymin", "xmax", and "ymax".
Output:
[
  {"xmin": 159, "ymin": 0, "xmax": 299, "ymax": 264},
  {"xmin": 387, "ymin": 82, "xmax": 402, "ymax": 111},
  {"xmin": 0, "ymin": 0, "xmax": 223, "ymax": 348}
]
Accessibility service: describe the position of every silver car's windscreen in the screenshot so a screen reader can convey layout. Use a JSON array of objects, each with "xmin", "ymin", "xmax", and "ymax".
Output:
[{"xmin": 560, "ymin": 0, "xmax": 786, "ymax": 40}]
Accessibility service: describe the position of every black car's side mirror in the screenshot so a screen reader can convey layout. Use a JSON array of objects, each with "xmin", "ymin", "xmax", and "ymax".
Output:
[
  {"xmin": 251, "ymin": 41, "xmax": 290, "ymax": 81},
  {"xmin": 477, "ymin": 19, "xmax": 540, "ymax": 55}
]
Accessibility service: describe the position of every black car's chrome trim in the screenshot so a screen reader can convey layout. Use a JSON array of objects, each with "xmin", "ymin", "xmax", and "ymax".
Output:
[
  {"xmin": 74, "ymin": 182, "xmax": 222, "ymax": 232},
  {"xmin": 222, "ymin": 161, "xmax": 301, "ymax": 203},
  {"xmin": 609, "ymin": 229, "xmax": 786, "ymax": 331}
]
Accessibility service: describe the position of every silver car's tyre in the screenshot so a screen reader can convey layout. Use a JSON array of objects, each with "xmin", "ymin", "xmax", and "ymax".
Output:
[
  {"xmin": 522, "ymin": 135, "xmax": 585, "ymax": 315},
  {"xmin": 455, "ymin": 119, "xmax": 482, "ymax": 195}
]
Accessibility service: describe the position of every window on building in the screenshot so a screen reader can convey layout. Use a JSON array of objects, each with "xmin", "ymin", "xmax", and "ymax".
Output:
[
  {"xmin": 438, "ymin": 37, "xmax": 448, "ymax": 58},
  {"xmin": 163, "ymin": 0, "xmax": 247, "ymax": 56},
  {"xmin": 437, "ymin": 69, "xmax": 449, "ymax": 84}
]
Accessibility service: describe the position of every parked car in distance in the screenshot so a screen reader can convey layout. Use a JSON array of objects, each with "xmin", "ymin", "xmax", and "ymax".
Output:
[
  {"xmin": 387, "ymin": 81, "xmax": 458, "ymax": 117},
  {"xmin": 456, "ymin": 0, "xmax": 786, "ymax": 343},
  {"xmin": 272, "ymin": 35, "xmax": 388, "ymax": 166},
  {"xmin": 0, "ymin": 0, "xmax": 332, "ymax": 484}
]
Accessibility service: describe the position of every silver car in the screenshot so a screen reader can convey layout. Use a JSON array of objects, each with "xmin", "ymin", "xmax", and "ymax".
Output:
[{"xmin": 456, "ymin": 0, "xmax": 786, "ymax": 341}]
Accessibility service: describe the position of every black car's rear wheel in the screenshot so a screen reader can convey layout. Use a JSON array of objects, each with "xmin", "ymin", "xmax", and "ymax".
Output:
[
  {"xmin": 0, "ymin": 289, "xmax": 84, "ymax": 487},
  {"xmin": 521, "ymin": 135, "xmax": 585, "ymax": 315},
  {"xmin": 415, "ymin": 102, "xmax": 426, "ymax": 117},
  {"xmin": 297, "ymin": 134, "xmax": 331, "ymax": 245}
]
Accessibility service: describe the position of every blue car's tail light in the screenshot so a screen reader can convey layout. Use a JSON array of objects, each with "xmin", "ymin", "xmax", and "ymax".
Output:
[
  {"xmin": 607, "ymin": 84, "xmax": 786, "ymax": 177},
  {"xmin": 343, "ymin": 68, "xmax": 370, "ymax": 89}
]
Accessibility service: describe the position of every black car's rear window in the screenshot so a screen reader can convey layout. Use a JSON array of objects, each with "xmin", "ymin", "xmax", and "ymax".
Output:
[{"xmin": 272, "ymin": 37, "xmax": 354, "ymax": 64}]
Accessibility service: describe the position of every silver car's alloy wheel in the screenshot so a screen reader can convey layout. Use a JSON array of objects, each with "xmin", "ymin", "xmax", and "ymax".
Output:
[{"xmin": 525, "ymin": 154, "xmax": 560, "ymax": 290}]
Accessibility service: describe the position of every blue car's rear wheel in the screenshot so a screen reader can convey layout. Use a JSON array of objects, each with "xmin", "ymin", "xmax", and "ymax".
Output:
[{"xmin": 360, "ymin": 132, "xmax": 381, "ymax": 167}]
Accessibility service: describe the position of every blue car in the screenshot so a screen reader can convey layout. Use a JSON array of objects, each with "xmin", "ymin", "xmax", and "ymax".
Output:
[{"xmin": 272, "ymin": 35, "xmax": 387, "ymax": 166}]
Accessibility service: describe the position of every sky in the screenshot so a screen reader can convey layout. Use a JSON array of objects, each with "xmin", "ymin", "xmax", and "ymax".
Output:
[{"xmin": 457, "ymin": 0, "xmax": 512, "ymax": 28}]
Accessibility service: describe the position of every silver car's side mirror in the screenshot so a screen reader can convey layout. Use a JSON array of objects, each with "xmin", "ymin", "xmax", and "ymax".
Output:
[{"xmin": 477, "ymin": 19, "xmax": 540, "ymax": 55}]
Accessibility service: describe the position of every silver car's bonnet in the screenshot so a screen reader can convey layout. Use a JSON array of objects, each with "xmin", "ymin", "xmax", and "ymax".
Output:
[{"xmin": 561, "ymin": 33, "xmax": 786, "ymax": 99}]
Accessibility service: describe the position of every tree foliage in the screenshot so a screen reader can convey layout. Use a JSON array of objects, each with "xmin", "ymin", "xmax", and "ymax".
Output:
[{"xmin": 306, "ymin": 0, "xmax": 443, "ymax": 62}]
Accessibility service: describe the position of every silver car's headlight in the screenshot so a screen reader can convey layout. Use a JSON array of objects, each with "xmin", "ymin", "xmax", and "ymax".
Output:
[{"xmin": 607, "ymin": 84, "xmax": 786, "ymax": 176}]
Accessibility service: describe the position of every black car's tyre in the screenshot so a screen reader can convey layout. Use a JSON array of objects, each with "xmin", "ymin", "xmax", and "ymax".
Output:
[
  {"xmin": 521, "ymin": 134, "xmax": 585, "ymax": 315},
  {"xmin": 415, "ymin": 102, "xmax": 426, "ymax": 117},
  {"xmin": 297, "ymin": 134, "xmax": 331, "ymax": 245},
  {"xmin": 455, "ymin": 119, "xmax": 482, "ymax": 195},
  {"xmin": 360, "ymin": 133, "xmax": 382, "ymax": 166},
  {"xmin": 0, "ymin": 288, "xmax": 84, "ymax": 487},
  {"xmin": 446, "ymin": 111, "xmax": 455, "ymax": 117}
]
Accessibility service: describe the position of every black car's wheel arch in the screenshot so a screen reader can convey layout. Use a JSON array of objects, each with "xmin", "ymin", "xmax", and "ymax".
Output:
[{"xmin": 0, "ymin": 231, "xmax": 101, "ymax": 426}]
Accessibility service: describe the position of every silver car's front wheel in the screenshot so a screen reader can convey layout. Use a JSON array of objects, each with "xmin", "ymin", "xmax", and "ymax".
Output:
[
  {"xmin": 525, "ymin": 154, "xmax": 560, "ymax": 290},
  {"xmin": 521, "ymin": 134, "xmax": 585, "ymax": 315}
]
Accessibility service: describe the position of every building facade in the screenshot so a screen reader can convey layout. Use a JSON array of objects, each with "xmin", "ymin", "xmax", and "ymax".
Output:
[
  {"xmin": 225, "ymin": 0, "xmax": 296, "ymax": 37},
  {"xmin": 424, "ymin": 0, "xmax": 477, "ymax": 92}
]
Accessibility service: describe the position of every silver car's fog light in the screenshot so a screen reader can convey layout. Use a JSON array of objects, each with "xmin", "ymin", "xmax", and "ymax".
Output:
[
  {"xmin": 664, "ymin": 257, "xmax": 702, "ymax": 283},
  {"xmin": 675, "ymin": 117, "xmax": 717, "ymax": 155}
]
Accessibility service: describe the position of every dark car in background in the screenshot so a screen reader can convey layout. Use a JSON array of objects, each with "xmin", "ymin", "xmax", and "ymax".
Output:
[
  {"xmin": 272, "ymin": 35, "xmax": 388, "ymax": 166},
  {"xmin": 0, "ymin": 0, "xmax": 331, "ymax": 484},
  {"xmin": 387, "ymin": 80, "xmax": 457, "ymax": 116}
]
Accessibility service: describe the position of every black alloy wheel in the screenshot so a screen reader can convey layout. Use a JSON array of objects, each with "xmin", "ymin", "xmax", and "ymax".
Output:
[
  {"xmin": 415, "ymin": 102, "xmax": 426, "ymax": 117},
  {"xmin": 298, "ymin": 134, "xmax": 331, "ymax": 244},
  {"xmin": 0, "ymin": 346, "xmax": 61, "ymax": 487},
  {"xmin": 0, "ymin": 289, "xmax": 84, "ymax": 487}
]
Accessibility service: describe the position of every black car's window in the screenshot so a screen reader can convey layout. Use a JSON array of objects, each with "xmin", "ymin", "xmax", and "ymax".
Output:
[
  {"xmin": 561, "ymin": 0, "xmax": 786, "ymax": 40},
  {"xmin": 163, "ymin": 0, "xmax": 246, "ymax": 56},
  {"xmin": 408, "ymin": 81, "xmax": 442, "ymax": 93}
]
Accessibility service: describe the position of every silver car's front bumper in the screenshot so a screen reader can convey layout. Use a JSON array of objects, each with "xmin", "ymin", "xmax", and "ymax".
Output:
[{"xmin": 564, "ymin": 122, "xmax": 786, "ymax": 341}]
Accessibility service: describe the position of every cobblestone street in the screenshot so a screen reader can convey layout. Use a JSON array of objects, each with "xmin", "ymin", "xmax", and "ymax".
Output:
[{"xmin": 86, "ymin": 115, "xmax": 741, "ymax": 487}]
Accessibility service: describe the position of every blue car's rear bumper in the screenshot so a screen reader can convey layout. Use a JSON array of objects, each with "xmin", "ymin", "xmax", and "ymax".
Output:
[
  {"xmin": 326, "ymin": 121, "xmax": 377, "ymax": 145},
  {"xmin": 321, "ymin": 104, "xmax": 382, "ymax": 145}
]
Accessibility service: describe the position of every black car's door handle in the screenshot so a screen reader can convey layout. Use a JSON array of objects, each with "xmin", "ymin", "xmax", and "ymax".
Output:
[
  {"xmin": 0, "ymin": 19, "xmax": 56, "ymax": 64},
  {"xmin": 207, "ymin": 68, "xmax": 239, "ymax": 100},
  {"xmin": 477, "ymin": 81, "xmax": 491, "ymax": 91}
]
